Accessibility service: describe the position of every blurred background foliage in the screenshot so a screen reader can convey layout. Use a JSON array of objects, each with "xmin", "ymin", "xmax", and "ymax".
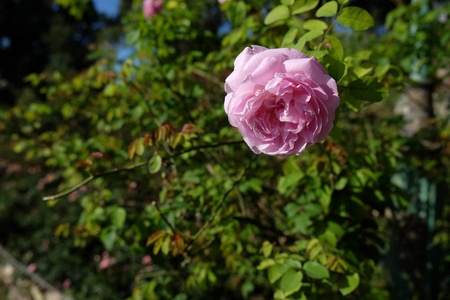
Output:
[{"xmin": 0, "ymin": 0, "xmax": 449, "ymax": 299}]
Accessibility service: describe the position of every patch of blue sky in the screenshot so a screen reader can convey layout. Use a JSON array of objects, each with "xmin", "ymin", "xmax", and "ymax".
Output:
[{"xmin": 92, "ymin": 0, "xmax": 121, "ymax": 18}]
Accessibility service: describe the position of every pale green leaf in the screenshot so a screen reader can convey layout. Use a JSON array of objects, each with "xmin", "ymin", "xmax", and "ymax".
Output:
[
  {"xmin": 136, "ymin": 138, "xmax": 145, "ymax": 156},
  {"xmin": 100, "ymin": 228, "xmax": 117, "ymax": 251},
  {"xmin": 303, "ymin": 261, "xmax": 330, "ymax": 279},
  {"xmin": 325, "ymin": 35, "xmax": 344, "ymax": 61},
  {"xmin": 161, "ymin": 236, "xmax": 171, "ymax": 255},
  {"xmin": 257, "ymin": 258, "xmax": 276, "ymax": 270},
  {"xmin": 305, "ymin": 50, "xmax": 327, "ymax": 59},
  {"xmin": 261, "ymin": 241, "xmax": 274, "ymax": 258},
  {"xmin": 282, "ymin": 28, "xmax": 299, "ymax": 47},
  {"xmin": 335, "ymin": 177, "xmax": 348, "ymax": 190},
  {"xmin": 110, "ymin": 207, "xmax": 126, "ymax": 230},
  {"xmin": 265, "ymin": 5, "xmax": 290, "ymax": 25},
  {"xmin": 339, "ymin": 273, "xmax": 360, "ymax": 296},
  {"xmin": 337, "ymin": 6, "xmax": 374, "ymax": 31},
  {"xmin": 292, "ymin": 0, "xmax": 319, "ymax": 15},
  {"xmin": 274, "ymin": 289, "xmax": 286, "ymax": 300},
  {"xmin": 227, "ymin": 1, "xmax": 247, "ymax": 27},
  {"xmin": 316, "ymin": 1, "xmax": 338, "ymax": 17},
  {"xmin": 268, "ymin": 265, "xmax": 284, "ymax": 284},
  {"xmin": 281, "ymin": 0, "xmax": 293, "ymax": 5},
  {"xmin": 303, "ymin": 19, "xmax": 328, "ymax": 31},
  {"xmin": 280, "ymin": 269, "xmax": 303, "ymax": 297},
  {"xmin": 146, "ymin": 230, "xmax": 166, "ymax": 246},
  {"xmin": 353, "ymin": 66, "xmax": 373, "ymax": 78},
  {"xmin": 148, "ymin": 154, "xmax": 162, "ymax": 174}
]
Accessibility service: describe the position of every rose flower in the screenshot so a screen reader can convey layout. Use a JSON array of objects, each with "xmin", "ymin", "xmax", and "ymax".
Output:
[{"xmin": 224, "ymin": 45, "xmax": 339, "ymax": 156}]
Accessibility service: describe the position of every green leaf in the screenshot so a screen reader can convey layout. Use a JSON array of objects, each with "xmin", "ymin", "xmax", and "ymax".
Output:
[
  {"xmin": 353, "ymin": 66, "xmax": 373, "ymax": 78},
  {"xmin": 136, "ymin": 138, "xmax": 145, "ymax": 156},
  {"xmin": 294, "ymin": 214, "xmax": 310, "ymax": 234},
  {"xmin": 103, "ymin": 83, "xmax": 116, "ymax": 97},
  {"xmin": 227, "ymin": 1, "xmax": 247, "ymax": 27},
  {"xmin": 110, "ymin": 207, "xmax": 126, "ymax": 230},
  {"xmin": 265, "ymin": 5, "xmax": 290, "ymax": 25},
  {"xmin": 316, "ymin": 1, "xmax": 338, "ymax": 17},
  {"xmin": 305, "ymin": 50, "xmax": 327, "ymax": 59},
  {"xmin": 342, "ymin": 93, "xmax": 363, "ymax": 111},
  {"xmin": 280, "ymin": 269, "xmax": 303, "ymax": 297},
  {"xmin": 328, "ymin": 61, "xmax": 347, "ymax": 83},
  {"xmin": 325, "ymin": 35, "xmax": 344, "ymax": 61},
  {"xmin": 294, "ymin": 29, "xmax": 323, "ymax": 52},
  {"xmin": 274, "ymin": 289, "xmax": 286, "ymax": 300},
  {"xmin": 257, "ymin": 258, "xmax": 276, "ymax": 270},
  {"xmin": 337, "ymin": 6, "xmax": 374, "ymax": 31},
  {"xmin": 261, "ymin": 241, "xmax": 274, "ymax": 258},
  {"xmin": 292, "ymin": 0, "xmax": 319, "ymax": 15},
  {"xmin": 348, "ymin": 77, "xmax": 388, "ymax": 102},
  {"xmin": 161, "ymin": 235, "xmax": 171, "ymax": 255},
  {"xmin": 296, "ymin": 293, "xmax": 308, "ymax": 300},
  {"xmin": 303, "ymin": 19, "xmax": 328, "ymax": 31},
  {"xmin": 334, "ymin": 177, "xmax": 348, "ymax": 190},
  {"xmin": 281, "ymin": 0, "xmax": 293, "ymax": 5},
  {"xmin": 339, "ymin": 273, "xmax": 360, "ymax": 296},
  {"xmin": 153, "ymin": 237, "xmax": 164, "ymax": 255},
  {"xmin": 281, "ymin": 28, "xmax": 299, "ymax": 47},
  {"xmin": 148, "ymin": 154, "xmax": 162, "ymax": 174},
  {"xmin": 337, "ymin": 0, "xmax": 350, "ymax": 5},
  {"xmin": 278, "ymin": 171, "xmax": 304, "ymax": 195},
  {"xmin": 146, "ymin": 230, "xmax": 166, "ymax": 246},
  {"xmin": 100, "ymin": 227, "xmax": 117, "ymax": 251},
  {"xmin": 268, "ymin": 265, "xmax": 284, "ymax": 284},
  {"xmin": 303, "ymin": 261, "xmax": 330, "ymax": 279}
]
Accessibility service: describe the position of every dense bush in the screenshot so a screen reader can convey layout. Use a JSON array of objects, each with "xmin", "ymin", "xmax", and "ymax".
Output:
[{"xmin": 0, "ymin": 0, "xmax": 448, "ymax": 299}]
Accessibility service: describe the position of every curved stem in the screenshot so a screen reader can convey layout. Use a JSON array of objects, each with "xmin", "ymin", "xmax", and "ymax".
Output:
[{"xmin": 42, "ymin": 141, "xmax": 244, "ymax": 201}]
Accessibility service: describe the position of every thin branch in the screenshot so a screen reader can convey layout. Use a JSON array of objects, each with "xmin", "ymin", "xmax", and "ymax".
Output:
[
  {"xmin": 152, "ymin": 201, "xmax": 177, "ymax": 234},
  {"xmin": 43, "ymin": 161, "xmax": 147, "ymax": 201},
  {"xmin": 317, "ymin": 18, "xmax": 336, "ymax": 50},
  {"xmin": 135, "ymin": 270, "xmax": 180, "ymax": 281},
  {"xmin": 42, "ymin": 141, "xmax": 244, "ymax": 201},
  {"xmin": 186, "ymin": 155, "xmax": 257, "ymax": 250},
  {"xmin": 190, "ymin": 67, "xmax": 224, "ymax": 89},
  {"xmin": 173, "ymin": 140, "xmax": 244, "ymax": 156}
]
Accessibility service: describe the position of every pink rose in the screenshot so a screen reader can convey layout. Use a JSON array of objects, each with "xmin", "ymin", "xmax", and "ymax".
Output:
[
  {"xmin": 224, "ymin": 45, "xmax": 339, "ymax": 156},
  {"xmin": 218, "ymin": 0, "xmax": 231, "ymax": 4},
  {"xmin": 143, "ymin": 0, "xmax": 163, "ymax": 19}
]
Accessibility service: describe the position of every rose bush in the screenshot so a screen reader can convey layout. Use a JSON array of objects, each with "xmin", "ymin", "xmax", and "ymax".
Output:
[
  {"xmin": 224, "ymin": 46, "xmax": 340, "ymax": 156},
  {"xmin": 142, "ymin": 0, "xmax": 163, "ymax": 19}
]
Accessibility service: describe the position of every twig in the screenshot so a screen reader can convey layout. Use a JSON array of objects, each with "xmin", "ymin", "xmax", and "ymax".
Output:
[
  {"xmin": 43, "ymin": 141, "xmax": 244, "ymax": 201},
  {"xmin": 43, "ymin": 162, "xmax": 147, "ymax": 201},
  {"xmin": 186, "ymin": 155, "xmax": 257, "ymax": 249},
  {"xmin": 173, "ymin": 140, "xmax": 244, "ymax": 156},
  {"xmin": 190, "ymin": 68, "xmax": 224, "ymax": 89},
  {"xmin": 152, "ymin": 201, "xmax": 177, "ymax": 234}
]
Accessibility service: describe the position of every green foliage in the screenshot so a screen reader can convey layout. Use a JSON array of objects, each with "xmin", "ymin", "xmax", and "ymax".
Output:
[
  {"xmin": 337, "ymin": 6, "xmax": 374, "ymax": 31},
  {"xmin": 0, "ymin": 0, "xmax": 449, "ymax": 299}
]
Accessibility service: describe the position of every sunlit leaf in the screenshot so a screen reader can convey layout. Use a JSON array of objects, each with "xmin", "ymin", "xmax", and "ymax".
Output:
[
  {"xmin": 265, "ymin": 5, "xmax": 290, "ymax": 25},
  {"xmin": 316, "ymin": 1, "xmax": 338, "ymax": 17},
  {"xmin": 339, "ymin": 273, "xmax": 360, "ymax": 295},
  {"xmin": 303, "ymin": 261, "xmax": 330, "ymax": 279},
  {"xmin": 280, "ymin": 269, "xmax": 303, "ymax": 296},
  {"xmin": 337, "ymin": 6, "xmax": 374, "ymax": 31},
  {"xmin": 292, "ymin": 0, "xmax": 319, "ymax": 15}
]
